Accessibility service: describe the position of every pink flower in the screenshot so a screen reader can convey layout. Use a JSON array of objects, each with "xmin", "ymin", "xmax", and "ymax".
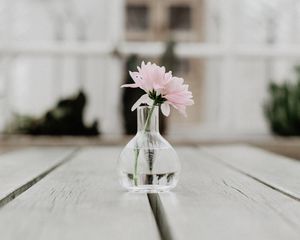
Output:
[
  {"xmin": 161, "ymin": 77, "xmax": 194, "ymax": 117},
  {"xmin": 121, "ymin": 61, "xmax": 172, "ymax": 92},
  {"xmin": 121, "ymin": 61, "xmax": 194, "ymax": 117}
]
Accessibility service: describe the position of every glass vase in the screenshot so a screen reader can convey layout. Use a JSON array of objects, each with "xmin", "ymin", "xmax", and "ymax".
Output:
[{"xmin": 118, "ymin": 105, "xmax": 180, "ymax": 192}]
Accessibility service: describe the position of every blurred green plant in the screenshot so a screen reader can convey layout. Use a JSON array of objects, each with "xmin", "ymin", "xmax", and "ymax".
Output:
[
  {"xmin": 7, "ymin": 90, "xmax": 99, "ymax": 136},
  {"xmin": 264, "ymin": 66, "xmax": 300, "ymax": 136}
]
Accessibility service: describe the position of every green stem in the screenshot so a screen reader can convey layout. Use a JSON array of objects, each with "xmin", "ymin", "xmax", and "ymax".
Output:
[
  {"xmin": 143, "ymin": 104, "xmax": 156, "ymax": 133},
  {"xmin": 133, "ymin": 102, "xmax": 157, "ymax": 186}
]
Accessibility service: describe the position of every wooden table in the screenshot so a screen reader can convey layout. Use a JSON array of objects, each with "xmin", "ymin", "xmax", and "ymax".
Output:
[{"xmin": 0, "ymin": 145, "xmax": 299, "ymax": 240}]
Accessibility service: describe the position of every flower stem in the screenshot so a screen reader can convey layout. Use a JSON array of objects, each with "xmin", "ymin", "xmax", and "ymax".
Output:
[
  {"xmin": 133, "ymin": 102, "xmax": 157, "ymax": 186},
  {"xmin": 143, "ymin": 104, "xmax": 156, "ymax": 133}
]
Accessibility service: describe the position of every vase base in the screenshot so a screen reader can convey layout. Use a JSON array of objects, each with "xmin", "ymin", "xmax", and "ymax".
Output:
[{"xmin": 120, "ymin": 170, "xmax": 179, "ymax": 193}]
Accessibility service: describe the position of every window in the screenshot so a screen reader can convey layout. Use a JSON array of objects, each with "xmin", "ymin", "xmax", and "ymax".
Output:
[
  {"xmin": 169, "ymin": 6, "xmax": 192, "ymax": 31},
  {"xmin": 126, "ymin": 5, "xmax": 149, "ymax": 31}
]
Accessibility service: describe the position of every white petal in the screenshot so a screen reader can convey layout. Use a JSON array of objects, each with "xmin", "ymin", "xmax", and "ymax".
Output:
[
  {"xmin": 145, "ymin": 97, "xmax": 154, "ymax": 106},
  {"xmin": 131, "ymin": 94, "xmax": 149, "ymax": 111},
  {"xmin": 161, "ymin": 102, "xmax": 170, "ymax": 116},
  {"xmin": 121, "ymin": 83, "xmax": 138, "ymax": 88}
]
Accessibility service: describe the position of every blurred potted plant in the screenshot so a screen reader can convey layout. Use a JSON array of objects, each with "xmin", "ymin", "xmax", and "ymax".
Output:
[
  {"xmin": 7, "ymin": 90, "xmax": 99, "ymax": 136},
  {"xmin": 264, "ymin": 66, "xmax": 300, "ymax": 136}
]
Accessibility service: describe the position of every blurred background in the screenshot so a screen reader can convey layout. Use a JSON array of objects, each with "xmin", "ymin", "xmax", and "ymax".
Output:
[{"xmin": 0, "ymin": 0, "xmax": 300, "ymax": 157}]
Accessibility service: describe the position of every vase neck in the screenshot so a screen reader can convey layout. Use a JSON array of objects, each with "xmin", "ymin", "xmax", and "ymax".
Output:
[{"xmin": 137, "ymin": 106, "xmax": 159, "ymax": 133}]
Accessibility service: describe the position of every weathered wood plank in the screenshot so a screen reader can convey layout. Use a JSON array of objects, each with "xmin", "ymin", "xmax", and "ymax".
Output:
[
  {"xmin": 0, "ymin": 147, "xmax": 76, "ymax": 206},
  {"xmin": 0, "ymin": 146, "xmax": 19, "ymax": 155},
  {"xmin": 156, "ymin": 148, "xmax": 300, "ymax": 240},
  {"xmin": 0, "ymin": 147, "xmax": 160, "ymax": 240},
  {"xmin": 203, "ymin": 145, "xmax": 300, "ymax": 200}
]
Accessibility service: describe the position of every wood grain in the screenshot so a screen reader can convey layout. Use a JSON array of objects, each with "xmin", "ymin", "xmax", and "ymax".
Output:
[
  {"xmin": 0, "ymin": 147, "xmax": 160, "ymax": 240},
  {"xmin": 203, "ymin": 145, "xmax": 300, "ymax": 200},
  {"xmin": 0, "ymin": 147, "xmax": 76, "ymax": 207},
  {"xmin": 157, "ymin": 148, "xmax": 300, "ymax": 240}
]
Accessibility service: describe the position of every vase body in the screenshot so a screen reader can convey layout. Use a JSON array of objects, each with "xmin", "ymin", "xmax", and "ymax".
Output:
[{"xmin": 118, "ymin": 106, "xmax": 180, "ymax": 192}]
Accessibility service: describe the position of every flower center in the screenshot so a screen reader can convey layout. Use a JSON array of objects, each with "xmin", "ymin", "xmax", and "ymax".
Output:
[{"xmin": 148, "ymin": 90, "xmax": 167, "ymax": 104}]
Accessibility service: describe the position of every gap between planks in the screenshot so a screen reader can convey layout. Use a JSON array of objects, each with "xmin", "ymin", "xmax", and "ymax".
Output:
[
  {"xmin": 0, "ymin": 148, "xmax": 80, "ymax": 208},
  {"xmin": 147, "ymin": 147, "xmax": 300, "ymax": 240},
  {"xmin": 201, "ymin": 148, "xmax": 300, "ymax": 203},
  {"xmin": 148, "ymin": 193, "xmax": 174, "ymax": 240}
]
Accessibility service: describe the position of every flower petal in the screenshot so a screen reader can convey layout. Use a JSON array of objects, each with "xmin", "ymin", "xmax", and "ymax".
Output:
[
  {"xmin": 121, "ymin": 83, "xmax": 139, "ymax": 88},
  {"xmin": 129, "ymin": 71, "xmax": 141, "ymax": 83},
  {"xmin": 161, "ymin": 102, "xmax": 170, "ymax": 116},
  {"xmin": 131, "ymin": 94, "xmax": 150, "ymax": 111},
  {"xmin": 145, "ymin": 97, "xmax": 154, "ymax": 106}
]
